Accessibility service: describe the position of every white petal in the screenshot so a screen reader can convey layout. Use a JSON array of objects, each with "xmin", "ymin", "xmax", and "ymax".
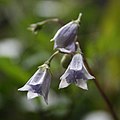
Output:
[
  {"xmin": 27, "ymin": 91, "xmax": 39, "ymax": 100},
  {"xmin": 59, "ymin": 79, "xmax": 70, "ymax": 89},
  {"xmin": 82, "ymin": 64, "xmax": 95, "ymax": 80},
  {"xmin": 69, "ymin": 54, "xmax": 83, "ymax": 71},
  {"xmin": 18, "ymin": 85, "xmax": 31, "ymax": 91},
  {"xmin": 58, "ymin": 48, "xmax": 71, "ymax": 53},
  {"xmin": 76, "ymin": 79, "xmax": 88, "ymax": 90},
  {"xmin": 60, "ymin": 67, "xmax": 70, "ymax": 80}
]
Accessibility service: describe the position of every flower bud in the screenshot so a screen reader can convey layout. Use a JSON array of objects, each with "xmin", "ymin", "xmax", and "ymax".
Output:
[{"xmin": 28, "ymin": 23, "xmax": 43, "ymax": 34}]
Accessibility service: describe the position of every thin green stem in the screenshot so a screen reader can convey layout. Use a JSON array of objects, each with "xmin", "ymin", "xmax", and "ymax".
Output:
[
  {"xmin": 37, "ymin": 18, "xmax": 64, "ymax": 26},
  {"xmin": 75, "ymin": 42, "xmax": 82, "ymax": 54},
  {"xmin": 45, "ymin": 51, "xmax": 59, "ymax": 66},
  {"xmin": 75, "ymin": 13, "xmax": 82, "ymax": 24}
]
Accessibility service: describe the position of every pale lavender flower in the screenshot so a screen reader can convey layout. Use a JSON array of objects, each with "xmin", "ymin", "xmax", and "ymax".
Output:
[
  {"xmin": 51, "ymin": 21, "xmax": 79, "ymax": 53},
  {"xmin": 18, "ymin": 64, "xmax": 51, "ymax": 104},
  {"xmin": 59, "ymin": 54, "xmax": 95, "ymax": 89},
  {"xmin": 51, "ymin": 13, "xmax": 82, "ymax": 53}
]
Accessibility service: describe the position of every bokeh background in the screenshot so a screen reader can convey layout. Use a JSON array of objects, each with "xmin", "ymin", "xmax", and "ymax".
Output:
[{"xmin": 0, "ymin": 0, "xmax": 120, "ymax": 120}]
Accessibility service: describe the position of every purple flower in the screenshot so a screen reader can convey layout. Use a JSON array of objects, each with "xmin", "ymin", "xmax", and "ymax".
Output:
[
  {"xmin": 59, "ymin": 54, "xmax": 95, "ymax": 89},
  {"xmin": 51, "ymin": 21, "xmax": 79, "ymax": 53},
  {"xmin": 18, "ymin": 64, "xmax": 51, "ymax": 104}
]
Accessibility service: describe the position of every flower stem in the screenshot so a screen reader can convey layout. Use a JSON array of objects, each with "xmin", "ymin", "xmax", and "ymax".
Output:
[
  {"xmin": 45, "ymin": 51, "xmax": 59, "ymax": 66},
  {"xmin": 37, "ymin": 18, "xmax": 64, "ymax": 26},
  {"xmin": 75, "ymin": 13, "xmax": 82, "ymax": 24},
  {"xmin": 83, "ymin": 57, "xmax": 119, "ymax": 120}
]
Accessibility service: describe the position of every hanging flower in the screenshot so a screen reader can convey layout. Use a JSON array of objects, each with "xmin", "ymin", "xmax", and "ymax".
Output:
[
  {"xmin": 28, "ymin": 23, "xmax": 43, "ymax": 34},
  {"xmin": 18, "ymin": 64, "xmax": 51, "ymax": 104},
  {"xmin": 51, "ymin": 13, "xmax": 82, "ymax": 53},
  {"xmin": 59, "ymin": 53, "xmax": 95, "ymax": 89}
]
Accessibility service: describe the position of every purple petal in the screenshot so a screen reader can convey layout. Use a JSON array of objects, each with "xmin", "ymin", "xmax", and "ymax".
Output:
[
  {"xmin": 28, "ymin": 69, "xmax": 46, "ymax": 85},
  {"xmin": 41, "ymin": 70, "xmax": 51, "ymax": 104},
  {"xmin": 58, "ymin": 41, "xmax": 76, "ymax": 53},
  {"xmin": 65, "ymin": 70, "xmax": 76, "ymax": 83},
  {"xmin": 53, "ymin": 21, "xmax": 78, "ymax": 53},
  {"xmin": 18, "ymin": 66, "xmax": 51, "ymax": 104},
  {"xmin": 18, "ymin": 69, "xmax": 45, "ymax": 91},
  {"xmin": 53, "ymin": 22, "xmax": 74, "ymax": 44}
]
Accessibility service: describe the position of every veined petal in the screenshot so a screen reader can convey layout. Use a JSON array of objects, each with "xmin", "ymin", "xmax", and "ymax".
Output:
[
  {"xmin": 27, "ymin": 91, "xmax": 39, "ymax": 100},
  {"xmin": 57, "ymin": 41, "xmax": 76, "ymax": 53},
  {"xmin": 52, "ymin": 21, "xmax": 79, "ymax": 54},
  {"xmin": 29, "ymin": 69, "xmax": 46, "ymax": 85},
  {"xmin": 18, "ymin": 68, "xmax": 46, "ymax": 91},
  {"xmin": 76, "ymin": 79, "xmax": 88, "ymax": 90},
  {"xmin": 18, "ymin": 64, "xmax": 51, "ymax": 104},
  {"xmin": 41, "ymin": 70, "xmax": 51, "ymax": 104},
  {"xmin": 82, "ymin": 64, "xmax": 95, "ymax": 80},
  {"xmin": 52, "ymin": 21, "xmax": 73, "ymax": 42},
  {"xmin": 59, "ymin": 79, "xmax": 70, "ymax": 89},
  {"xmin": 69, "ymin": 54, "xmax": 83, "ymax": 71}
]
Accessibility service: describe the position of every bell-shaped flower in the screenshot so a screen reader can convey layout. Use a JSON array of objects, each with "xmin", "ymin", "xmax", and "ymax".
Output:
[
  {"xmin": 51, "ymin": 13, "xmax": 82, "ymax": 53},
  {"xmin": 59, "ymin": 53, "xmax": 95, "ymax": 90},
  {"xmin": 18, "ymin": 64, "xmax": 51, "ymax": 104}
]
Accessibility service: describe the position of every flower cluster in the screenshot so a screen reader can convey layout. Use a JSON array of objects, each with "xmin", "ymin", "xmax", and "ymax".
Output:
[{"xmin": 18, "ymin": 13, "xmax": 95, "ymax": 104}]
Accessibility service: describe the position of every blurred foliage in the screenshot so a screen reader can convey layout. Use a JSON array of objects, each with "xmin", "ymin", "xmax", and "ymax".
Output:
[{"xmin": 0, "ymin": 0, "xmax": 120, "ymax": 120}]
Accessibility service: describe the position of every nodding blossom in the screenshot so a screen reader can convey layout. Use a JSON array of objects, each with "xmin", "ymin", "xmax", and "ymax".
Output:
[
  {"xmin": 18, "ymin": 64, "xmax": 51, "ymax": 104},
  {"xmin": 51, "ymin": 13, "xmax": 82, "ymax": 54},
  {"xmin": 59, "ymin": 53, "xmax": 95, "ymax": 90},
  {"xmin": 51, "ymin": 20, "xmax": 80, "ymax": 53}
]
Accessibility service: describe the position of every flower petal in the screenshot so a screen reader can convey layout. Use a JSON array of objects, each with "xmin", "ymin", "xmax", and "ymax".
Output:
[
  {"xmin": 59, "ymin": 79, "xmax": 70, "ymax": 89},
  {"xmin": 57, "ymin": 41, "xmax": 76, "ymax": 53},
  {"xmin": 76, "ymin": 79, "xmax": 88, "ymax": 90},
  {"xmin": 69, "ymin": 54, "xmax": 83, "ymax": 71},
  {"xmin": 37, "ymin": 69, "xmax": 51, "ymax": 104},
  {"xmin": 27, "ymin": 91, "xmax": 39, "ymax": 100},
  {"xmin": 28, "ymin": 69, "xmax": 46, "ymax": 85},
  {"xmin": 18, "ymin": 68, "xmax": 46, "ymax": 91},
  {"xmin": 52, "ymin": 21, "xmax": 74, "ymax": 43},
  {"xmin": 52, "ymin": 21, "xmax": 78, "ymax": 53},
  {"xmin": 60, "ymin": 67, "xmax": 70, "ymax": 80},
  {"xmin": 18, "ymin": 85, "xmax": 31, "ymax": 91},
  {"xmin": 82, "ymin": 64, "xmax": 95, "ymax": 80}
]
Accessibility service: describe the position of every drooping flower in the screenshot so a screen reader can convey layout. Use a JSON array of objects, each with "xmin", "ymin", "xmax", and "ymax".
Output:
[
  {"xmin": 28, "ymin": 23, "xmax": 43, "ymax": 34},
  {"xmin": 59, "ymin": 53, "xmax": 95, "ymax": 89},
  {"xmin": 51, "ymin": 13, "xmax": 82, "ymax": 53},
  {"xmin": 18, "ymin": 64, "xmax": 51, "ymax": 104}
]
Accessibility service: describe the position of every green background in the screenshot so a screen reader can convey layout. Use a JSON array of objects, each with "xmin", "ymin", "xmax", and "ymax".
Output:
[{"xmin": 0, "ymin": 0, "xmax": 120, "ymax": 120}]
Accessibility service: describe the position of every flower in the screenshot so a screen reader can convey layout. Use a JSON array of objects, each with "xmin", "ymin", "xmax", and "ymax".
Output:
[
  {"xmin": 51, "ymin": 13, "xmax": 82, "ymax": 53},
  {"xmin": 51, "ymin": 21, "xmax": 79, "ymax": 53},
  {"xmin": 28, "ymin": 23, "xmax": 43, "ymax": 34},
  {"xmin": 18, "ymin": 64, "xmax": 51, "ymax": 104},
  {"xmin": 59, "ymin": 54, "xmax": 95, "ymax": 89}
]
